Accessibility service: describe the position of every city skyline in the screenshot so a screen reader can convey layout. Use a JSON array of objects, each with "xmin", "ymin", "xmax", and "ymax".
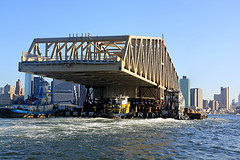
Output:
[
  {"xmin": 0, "ymin": 0, "xmax": 240, "ymax": 101},
  {"xmin": 1, "ymin": 76, "xmax": 237, "ymax": 105}
]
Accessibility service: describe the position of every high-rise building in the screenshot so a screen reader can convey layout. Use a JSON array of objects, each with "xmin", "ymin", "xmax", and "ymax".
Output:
[
  {"xmin": 203, "ymin": 100, "xmax": 209, "ymax": 109},
  {"xmin": 180, "ymin": 76, "xmax": 190, "ymax": 108},
  {"xmin": 20, "ymin": 88, "xmax": 24, "ymax": 96},
  {"xmin": 214, "ymin": 94, "xmax": 221, "ymax": 106},
  {"xmin": 214, "ymin": 87, "xmax": 230, "ymax": 109},
  {"xmin": 209, "ymin": 100, "xmax": 219, "ymax": 110},
  {"xmin": 209, "ymin": 100, "xmax": 215, "ymax": 110},
  {"xmin": 4, "ymin": 84, "xmax": 15, "ymax": 95},
  {"xmin": 24, "ymin": 73, "xmax": 33, "ymax": 100},
  {"xmin": 221, "ymin": 87, "xmax": 230, "ymax": 110},
  {"xmin": 190, "ymin": 88, "xmax": 203, "ymax": 109},
  {"xmin": 15, "ymin": 79, "xmax": 21, "ymax": 95}
]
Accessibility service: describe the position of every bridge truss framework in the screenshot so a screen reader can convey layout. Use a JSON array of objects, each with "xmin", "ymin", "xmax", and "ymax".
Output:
[{"xmin": 20, "ymin": 35, "xmax": 180, "ymax": 99}]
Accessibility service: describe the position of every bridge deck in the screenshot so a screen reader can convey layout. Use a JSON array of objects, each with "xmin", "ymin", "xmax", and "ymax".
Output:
[
  {"xmin": 20, "ymin": 60, "xmax": 156, "ymax": 87},
  {"xmin": 19, "ymin": 35, "xmax": 180, "ymax": 99}
]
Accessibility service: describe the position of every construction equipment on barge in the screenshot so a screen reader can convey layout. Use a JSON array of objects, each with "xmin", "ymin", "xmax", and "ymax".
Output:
[{"xmin": 56, "ymin": 86, "xmax": 206, "ymax": 120}]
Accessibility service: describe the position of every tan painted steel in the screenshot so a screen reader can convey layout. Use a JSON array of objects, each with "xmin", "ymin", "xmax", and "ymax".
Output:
[{"xmin": 19, "ymin": 35, "xmax": 180, "ymax": 98}]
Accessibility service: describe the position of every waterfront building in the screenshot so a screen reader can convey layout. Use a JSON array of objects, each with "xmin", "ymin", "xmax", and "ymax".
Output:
[
  {"xmin": 15, "ymin": 79, "xmax": 21, "ymax": 95},
  {"xmin": 203, "ymin": 100, "xmax": 209, "ymax": 109},
  {"xmin": 209, "ymin": 100, "xmax": 216, "ymax": 110},
  {"xmin": 180, "ymin": 76, "xmax": 190, "ymax": 108},
  {"xmin": 24, "ymin": 73, "xmax": 34, "ymax": 100},
  {"xmin": 209, "ymin": 100, "xmax": 219, "ymax": 111},
  {"xmin": 190, "ymin": 88, "xmax": 203, "ymax": 109},
  {"xmin": 214, "ymin": 87, "xmax": 230, "ymax": 110},
  {"xmin": 221, "ymin": 87, "xmax": 230, "ymax": 110},
  {"xmin": 214, "ymin": 94, "xmax": 222, "ymax": 106}
]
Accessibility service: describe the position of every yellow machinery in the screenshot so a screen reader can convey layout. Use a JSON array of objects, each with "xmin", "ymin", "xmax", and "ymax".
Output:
[{"xmin": 104, "ymin": 96, "xmax": 130, "ymax": 116}]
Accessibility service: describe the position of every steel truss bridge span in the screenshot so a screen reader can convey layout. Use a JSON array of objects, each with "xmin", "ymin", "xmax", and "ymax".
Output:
[{"xmin": 19, "ymin": 35, "xmax": 180, "ymax": 99}]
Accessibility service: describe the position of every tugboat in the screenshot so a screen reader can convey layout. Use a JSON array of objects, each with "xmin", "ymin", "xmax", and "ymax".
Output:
[
  {"xmin": 0, "ymin": 78, "xmax": 57, "ymax": 118},
  {"xmin": 185, "ymin": 108, "xmax": 208, "ymax": 120},
  {"xmin": 0, "ymin": 97, "xmax": 57, "ymax": 118}
]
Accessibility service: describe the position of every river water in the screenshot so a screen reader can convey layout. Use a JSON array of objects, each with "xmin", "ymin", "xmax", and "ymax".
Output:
[{"xmin": 0, "ymin": 114, "xmax": 240, "ymax": 160}]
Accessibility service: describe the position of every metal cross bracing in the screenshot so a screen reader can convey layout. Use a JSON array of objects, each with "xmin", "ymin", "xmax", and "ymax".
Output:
[
  {"xmin": 20, "ymin": 35, "xmax": 180, "ymax": 98},
  {"xmin": 23, "ymin": 36, "xmax": 128, "ymax": 62}
]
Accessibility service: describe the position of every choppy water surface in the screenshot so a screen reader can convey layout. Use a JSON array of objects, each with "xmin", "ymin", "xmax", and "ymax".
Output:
[{"xmin": 0, "ymin": 114, "xmax": 240, "ymax": 159}]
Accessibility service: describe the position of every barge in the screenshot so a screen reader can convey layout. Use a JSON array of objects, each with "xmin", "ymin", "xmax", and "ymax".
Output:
[
  {"xmin": 0, "ymin": 90, "xmax": 207, "ymax": 120},
  {"xmin": 56, "ymin": 95, "xmax": 207, "ymax": 120}
]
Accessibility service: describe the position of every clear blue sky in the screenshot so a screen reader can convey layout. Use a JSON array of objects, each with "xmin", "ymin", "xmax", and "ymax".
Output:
[{"xmin": 0, "ymin": 0, "xmax": 239, "ymax": 101}]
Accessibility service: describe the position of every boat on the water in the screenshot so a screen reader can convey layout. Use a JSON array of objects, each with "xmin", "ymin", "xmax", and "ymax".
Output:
[
  {"xmin": 186, "ymin": 108, "xmax": 208, "ymax": 120},
  {"xmin": 0, "ymin": 96, "xmax": 57, "ymax": 118},
  {"xmin": 0, "ymin": 106, "xmax": 56, "ymax": 118}
]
